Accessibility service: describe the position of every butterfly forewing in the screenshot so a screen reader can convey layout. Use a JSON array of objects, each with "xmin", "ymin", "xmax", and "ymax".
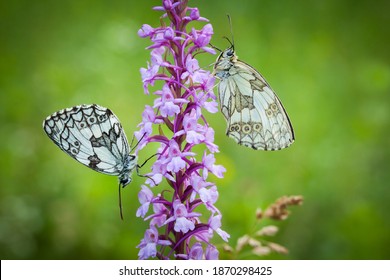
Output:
[
  {"xmin": 214, "ymin": 47, "xmax": 294, "ymax": 151},
  {"xmin": 43, "ymin": 104, "xmax": 137, "ymax": 186}
]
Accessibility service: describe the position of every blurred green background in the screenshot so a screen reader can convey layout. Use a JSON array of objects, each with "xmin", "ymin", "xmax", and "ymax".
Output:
[{"xmin": 1, "ymin": 0, "xmax": 389, "ymax": 259}]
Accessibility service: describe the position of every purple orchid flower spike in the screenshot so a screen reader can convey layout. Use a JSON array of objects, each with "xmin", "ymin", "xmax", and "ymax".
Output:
[{"xmin": 134, "ymin": 0, "xmax": 229, "ymax": 259}]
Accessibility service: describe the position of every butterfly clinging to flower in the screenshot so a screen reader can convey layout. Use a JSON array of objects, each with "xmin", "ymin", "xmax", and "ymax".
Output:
[
  {"xmin": 212, "ymin": 18, "xmax": 294, "ymax": 151},
  {"xmin": 43, "ymin": 104, "xmax": 139, "ymax": 218}
]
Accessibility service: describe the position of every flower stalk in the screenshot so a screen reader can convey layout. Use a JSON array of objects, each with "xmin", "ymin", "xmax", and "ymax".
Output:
[{"xmin": 135, "ymin": 0, "xmax": 229, "ymax": 260}]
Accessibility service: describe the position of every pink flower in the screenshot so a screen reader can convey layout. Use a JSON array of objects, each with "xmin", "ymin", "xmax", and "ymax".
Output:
[
  {"xmin": 163, "ymin": 140, "xmax": 195, "ymax": 173},
  {"xmin": 189, "ymin": 243, "xmax": 204, "ymax": 259},
  {"xmin": 164, "ymin": 200, "xmax": 201, "ymax": 233},
  {"xmin": 140, "ymin": 63, "xmax": 159, "ymax": 94},
  {"xmin": 202, "ymin": 151, "xmax": 226, "ymax": 179},
  {"xmin": 206, "ymin": 245, "xmax": 219, "ymax": 260},
  {"xmin": 192, "ymin": 24, "xmax": 215, "ymax": 53},
  {"xmin": 136, "ymin": 185, "xmax": 154, "ymax": 218},
  {"xmin": 174, "ymin": 109, "xmax": 205, "ymax": 144},
  {"xmin": 153, "ymin": 84, "xmax": 188, "ymax": 117},
  {"xmin": 138, "ymin": 24, "xmax": 154, "ymax": 38},
  {"xmin": 137, "ymin": 226, "xmax": 171, "ymax": 259},
  {"xmin": 180, "ymin": 55, "xmax": 200, "ymax": 80},
  {"xmin": 208, "ymin": 214, "xmax": 230, "ymax": 242}
]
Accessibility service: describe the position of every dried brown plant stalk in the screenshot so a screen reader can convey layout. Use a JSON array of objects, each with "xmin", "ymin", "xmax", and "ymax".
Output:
[{"xmin": 223, "ymin": 195, "xmax": 303, "ymax": 259}]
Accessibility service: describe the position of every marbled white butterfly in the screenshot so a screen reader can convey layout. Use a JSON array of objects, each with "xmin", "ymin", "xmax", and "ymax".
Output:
[
  {"xmin": 43, "ymin": 104, "xmax": 138, "ymax": 218},
  {"xmin": 213, "ymin": 17, "xmax": 294, "ymax": 151}
]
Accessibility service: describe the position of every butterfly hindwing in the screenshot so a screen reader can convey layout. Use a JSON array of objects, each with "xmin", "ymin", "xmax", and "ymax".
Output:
[
  {"xmin": 43, "ymin": 104, "xmax": 136, "ymax": 186},
  {"xmin": 214, "ymin": 47, "xmax": 294, "ymax": 151}
]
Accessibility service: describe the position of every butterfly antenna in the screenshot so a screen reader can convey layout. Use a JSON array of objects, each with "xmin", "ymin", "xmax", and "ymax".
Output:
[
  {"xmin": 222, "ymin": 36, "xmax": 234, "ymax": 48},
  {"xmin": 118, "ymin": 182, "xmax": 124, "ymax": 220},
  {"xmin": 227, "ymin": 14, "xmax": 235, "ymax": 50},
  {"xmin": 209, "ymin": 42, "xmax": 222, "ymax": 53}
]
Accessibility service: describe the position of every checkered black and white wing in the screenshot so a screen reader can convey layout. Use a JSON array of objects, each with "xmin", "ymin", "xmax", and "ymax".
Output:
[{"xmin": 43, "ymin": 104, "xmax": 137, "ymax": 186}]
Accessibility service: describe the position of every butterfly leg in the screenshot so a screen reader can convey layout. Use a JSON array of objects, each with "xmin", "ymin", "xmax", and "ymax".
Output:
[
  {"xmin": 138, "ymin": 152, "xmax": 160, "ymax": 168},
  {"xmin": 136, "ymin": 153, "xmax": 160, "ymax": 186}
]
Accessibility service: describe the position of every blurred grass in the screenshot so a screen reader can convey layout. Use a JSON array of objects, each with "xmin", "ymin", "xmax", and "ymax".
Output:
[{"xmin": 1, "ymin": 0, "xmax": 389, "ymax": 259}]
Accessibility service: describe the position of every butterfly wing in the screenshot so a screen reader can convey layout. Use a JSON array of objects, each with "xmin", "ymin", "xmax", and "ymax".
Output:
[
  {"xmin": 43, "ymin": 104, "xmax": 132, "ymax": 176},
  {"xmin": 217, "ymin": 60, "xmax": 294, "ymax": 150}
]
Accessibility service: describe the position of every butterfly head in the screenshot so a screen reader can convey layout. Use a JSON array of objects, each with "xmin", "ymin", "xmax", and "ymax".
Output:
[
  {"xmin": 118, "ymin": 154, "xmax": 138, "ymax": 187},
  {"xmin": 221, "ymin": 45, "xmax": 235, "ymax": 59},
  {"xmin": 213, "ymin": 45, "xmax": 237, "ymax": 78},
  {"xmin": 119, "ymin": 174, "xmax": 132, "ymax": 187}
]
